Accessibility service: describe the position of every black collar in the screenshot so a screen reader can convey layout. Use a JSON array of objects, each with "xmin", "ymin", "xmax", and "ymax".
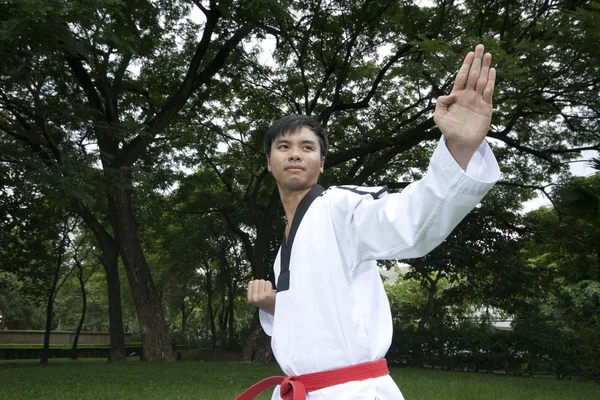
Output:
[{"xmin": 276, "ymin": 184, "xmax": 325, "ymax": 292}]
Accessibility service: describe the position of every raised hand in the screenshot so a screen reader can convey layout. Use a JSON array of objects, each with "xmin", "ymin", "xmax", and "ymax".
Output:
[
  {"xmin": 434, "ymin": 44, "xmax": 496, "ymax": 170},
  {"xmin": 247, "ymin": 279, "xmax": 276, "ymax": 315}
]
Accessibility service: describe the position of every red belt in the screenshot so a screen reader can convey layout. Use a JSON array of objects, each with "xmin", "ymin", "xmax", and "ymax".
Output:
[{"xmin": 235, "ymin": 359, "xmax": 389, "ymax": 400}]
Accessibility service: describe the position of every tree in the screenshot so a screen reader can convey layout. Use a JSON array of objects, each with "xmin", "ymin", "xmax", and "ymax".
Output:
[
  {"xmin": 70, "ymin": 232, "xmax": 100, "ymax": 360},
  {"xmin": 0, "ymin": 0, "xmax": 284, "ymax": 360},
  {"xmin": 0, "ymin": 169, "xmax": 64, "ymax": 334},
  {"xmin": 41, "ymin": 217, "xmax": 78, "ymax": 365},
  {"xmin": 518, "ymin": 192, "xmax": 600, "ymax": 378},
  {"xmin": 161, "ymin": 0, "xmax": 599, "ymax": 359},
  {"xmin": 527, "ymin": 172, "xmax": 600, "ymax": 284},
  {"xmin": 155, "ymin": 180, "xmax": 251, "ymax": 349},
  {"xmin": 0, "ymin": 271, "xmax": 45, "ymax": 330}
]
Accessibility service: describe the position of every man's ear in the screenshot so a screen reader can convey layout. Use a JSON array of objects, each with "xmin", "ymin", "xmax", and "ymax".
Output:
[
  {"xmin": 320, "ymin": 156, "xmax": 325, "ymax": 173},
  {"xmin": 267, "ymin": 155, "xmax": 271, "ymax": 172}
]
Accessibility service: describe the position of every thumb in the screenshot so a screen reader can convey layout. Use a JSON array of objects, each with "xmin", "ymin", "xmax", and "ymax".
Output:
[{"xmin": 436, "ymin": 94, "xmax": 457, "ymax": 109}]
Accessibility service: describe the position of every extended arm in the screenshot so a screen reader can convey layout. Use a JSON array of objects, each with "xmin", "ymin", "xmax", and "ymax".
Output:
[
  {"xmin": 348, "ymin": 138, "xmax": 499, "ymax": 267},
  {"xmin": 347, "ymin": 45, "xmax": 500, "ymax": 268}
]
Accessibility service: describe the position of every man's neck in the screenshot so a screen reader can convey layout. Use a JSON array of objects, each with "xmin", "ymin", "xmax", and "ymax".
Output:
[{"xmin": 278, "ymin": 185, "xmax": 314, "ymax": 230}]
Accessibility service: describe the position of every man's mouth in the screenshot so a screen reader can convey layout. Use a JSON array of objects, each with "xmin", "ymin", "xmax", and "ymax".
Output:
[{"xmin": 285, "ymin": 165, "xmax": 304, "ymax": 171}]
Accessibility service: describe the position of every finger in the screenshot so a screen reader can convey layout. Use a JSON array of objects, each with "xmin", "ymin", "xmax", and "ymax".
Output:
[
  {"xmin": 434, "ymin": 94, "xmax": 457, "ymax": 115},
  {"xmin": 475, "ymin": 53, "xmax": 492, "ymax": 94},
  {"xmin": 265, "ymin": 280, "xmax": 273, "ymax": 292},
  {"xmin": 465, "ymin": 44, "xmax": 485, "ymax": 90},
  {"xmin": 247, "ymin": 280, "xmax": 254, "ymax": 301},
  {"xmin": 253, "ymin": 280, "xmax": 264, "ymax": 298},
  {"xmin": 483, "ymin": 67, "xmax": 496, "ymax": 104},
  {"xmin": 255, "ymin": 279, "xmax": 265, "ymax": 297},
  {"xmin": 452, "ymin": 51, "xmax": 474, "ymax": 92},
  {"xmin": 437, "ymin": 94, "xmax": 457, "ymax": 106}
]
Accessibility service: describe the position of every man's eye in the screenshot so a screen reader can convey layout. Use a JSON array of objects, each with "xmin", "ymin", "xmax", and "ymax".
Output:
[
  {"xmin": 278, "ymin": 145, "xmax": 288, "ymax": 149},
  {"xmin": 303, "ymin": 146, "xmax": 314, "ymax": 150}
]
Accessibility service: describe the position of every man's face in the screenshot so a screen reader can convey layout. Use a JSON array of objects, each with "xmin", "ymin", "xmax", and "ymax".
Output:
[{"xmin": 267, "ymin": 127, "xmax": 325, "ymax": 191}]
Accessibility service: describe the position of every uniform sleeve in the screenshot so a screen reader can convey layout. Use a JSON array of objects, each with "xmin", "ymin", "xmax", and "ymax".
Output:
[
  {"xmin": 259, "ymin": 309, "xmax": 274, "ymax": 337},
  {"xmin": 349, "ymin": 136, "xmax": 500, "ymax": 266}
]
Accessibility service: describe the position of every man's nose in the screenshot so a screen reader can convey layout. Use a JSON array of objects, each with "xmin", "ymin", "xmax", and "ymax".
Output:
[{"xmin": 288, "ymin": 148, "xmax": 301, "ymax": 161}]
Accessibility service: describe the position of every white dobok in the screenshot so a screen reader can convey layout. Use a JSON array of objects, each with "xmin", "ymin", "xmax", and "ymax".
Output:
[{"xmin": 260, "ymin": 137, "xmax": 500, "ymax": 399}]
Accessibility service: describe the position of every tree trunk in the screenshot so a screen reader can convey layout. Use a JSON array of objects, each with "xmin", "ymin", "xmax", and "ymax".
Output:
[
  {"xmin": 227, "ymin": 281, "xmax": 236, "ymax": 350},
  {"xmin": 219, "ymin": 292, "xmax": 227, "ymax": 333},
  {"xmin": 252, "ymin": 225, "xmax": 270, "ymax": 279},
  {"xmin": 41, "ymin": 263, "xmax": 61, "ymax": 365},
  {"xmin": 41, "ymin": 225, "xmax": 69, "ymax": 365},
  {"xmin": 71, "ymin": 262, "xmax": 87, "ymax": 360},
  {"xmin": 206, "ymin": 270, "xmax": 217, "ymax": 349},
  {"xmin": 242, "ymin": 310, "xmax": 273, "ymax": 364},
  {"xmin": 241, "ymin": 187, "xmax": 279, "ymax": 360},
  {"xmin": 181, "ymin": 303, "xmax": 187, "ymax": 334},
  {"xmin": 417, "ymin": 274, "xmax": 440, "ymax": 331},
  {"xmin": 104, "ymin": 256, "xmax": 127, "ymax": 362},
  {"xmin": 74, "ymin": 202, "xmax": 127, "ymax": 362},
  {"xmin": 110, "ymin": 187, "xmax": 173, "ymax": 361}
]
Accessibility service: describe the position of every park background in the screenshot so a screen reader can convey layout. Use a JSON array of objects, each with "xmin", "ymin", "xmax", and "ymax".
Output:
[{"xmin": 1, "ymin": 0, "xmax": 599, "ymax": 398}]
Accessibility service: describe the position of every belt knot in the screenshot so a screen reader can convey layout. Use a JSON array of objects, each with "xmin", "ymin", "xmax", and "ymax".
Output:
[{"xmin": 279, "ymin": 375, "xmax": 305, "ymax": 400}]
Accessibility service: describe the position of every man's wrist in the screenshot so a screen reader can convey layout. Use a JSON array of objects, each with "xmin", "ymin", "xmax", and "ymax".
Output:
[
  {"xmin": 255, "ymin": 297, "xmax": 276, "ymax": 315},
  {"xmin": 445, "ymin": 138, "xmax": 480, "ymax": 170},
  {"xmin": 261, "ymin": 303, "xmax": 275, "ymax": 316}
]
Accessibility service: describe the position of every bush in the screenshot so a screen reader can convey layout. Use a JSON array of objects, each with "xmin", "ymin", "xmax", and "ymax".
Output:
[{"xmin": 387, "ymin": 317, "xmax": 600, "ymax": 381}]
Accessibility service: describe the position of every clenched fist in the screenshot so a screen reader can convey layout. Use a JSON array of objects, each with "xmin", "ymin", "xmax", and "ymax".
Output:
[{"xmin": 247, "ymin": 279, "xmax": 276, "ymax": 315}]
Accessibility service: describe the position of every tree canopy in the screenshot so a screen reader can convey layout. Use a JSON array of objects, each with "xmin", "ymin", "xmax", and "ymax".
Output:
[{"xmin": 1, "ymin": 0, "xmax": 598, "ymax": 367}]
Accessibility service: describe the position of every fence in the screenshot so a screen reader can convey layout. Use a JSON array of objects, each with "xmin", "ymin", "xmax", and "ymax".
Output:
[{"xmin": 0, "ymin": 330, "xmax": 132, "ymax": 345}]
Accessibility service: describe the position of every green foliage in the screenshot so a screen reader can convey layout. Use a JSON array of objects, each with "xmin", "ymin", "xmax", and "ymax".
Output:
[
  {"xmin": 0, "ymin": 271, "xmax": 45, "ymax": 329},
  {"xmin": 385, "ymin": 170, "xmax": 600, "ymax": 379},
  {"xmin": 0, "ymin": 168, "xmax": 71, "ymax": 330},
  {"xmin": 425, "ymin": 177, "xmax": 598, "ymax": 378},
  {"xmin": 386, "ymin": 301, "xmax": 600, "ymax": 380},
  {"xmin": 514, "ymin": 176, "xmax": 600, "ymax": 379}
]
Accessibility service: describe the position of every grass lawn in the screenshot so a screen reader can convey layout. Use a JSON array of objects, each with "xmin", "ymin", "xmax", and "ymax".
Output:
[{"xmin": 0, "ymin": 358, "xmax": 598, "ymax": 400}]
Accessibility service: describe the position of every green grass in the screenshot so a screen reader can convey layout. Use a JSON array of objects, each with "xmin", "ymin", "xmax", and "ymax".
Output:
[{"xmin": 0, "ymin": 358, "xmax": 598, "ymax": 399}]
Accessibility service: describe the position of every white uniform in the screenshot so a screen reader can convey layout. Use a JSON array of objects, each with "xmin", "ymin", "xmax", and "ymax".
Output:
[{"xmin": 260, "ymin": 137, "xmax": 500, "ymax": 399}]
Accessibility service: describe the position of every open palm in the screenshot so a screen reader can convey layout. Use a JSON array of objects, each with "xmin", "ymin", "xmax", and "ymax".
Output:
[{"xmin": 434, "ymin": 45, "xmax": 496, "ymax": 151}]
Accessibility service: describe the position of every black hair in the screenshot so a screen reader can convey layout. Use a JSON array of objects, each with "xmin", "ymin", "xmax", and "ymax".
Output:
[{"xmin": 264, "ymin": 114, "xmax": 328, "ymax": 158}]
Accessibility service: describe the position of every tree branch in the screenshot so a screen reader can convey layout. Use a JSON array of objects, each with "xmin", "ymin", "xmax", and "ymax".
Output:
[
  {"xmin": 490, "ymin": 132, "xmax": 600, "ymax": 162},
  {"xmin": 325, "ymin": 117, "xmax": 438, "ymax": 168},
  {"xmin": 112, "ymin": 51, "xmax": 133, "ymax": 109},
  {"xmin": 69, "ymin": 199, "xmax": 118, "ymax": 261},
  {"xmin": 149, "ymin": 7, "xmax": 221, "ymax": 128},
  {"xmin": 65, "ymin": 56, "xmax": 105, "ymax": 117},
  {"xmin": 319, "ymin": 43, "xmax": 414, "ymax": 123},
  {"xmin": 223, "ymin": 210, "xmax": 254, "ymax": 268},
  {"xmin": 119, "ymin": 20, "xmax": 253, "ymax": 167},
  {"xmin": 204, "ymin": 152, "xmax": 239, "ymax": 201},
  {"xmin": 191, "ymin": 0, "xmax": 208, "ymax": 15}
]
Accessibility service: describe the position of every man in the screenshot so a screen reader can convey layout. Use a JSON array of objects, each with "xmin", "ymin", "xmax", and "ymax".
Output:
[{"xmin": 238, "ymin": 44, "xmax": 500, "ymax": 399}]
